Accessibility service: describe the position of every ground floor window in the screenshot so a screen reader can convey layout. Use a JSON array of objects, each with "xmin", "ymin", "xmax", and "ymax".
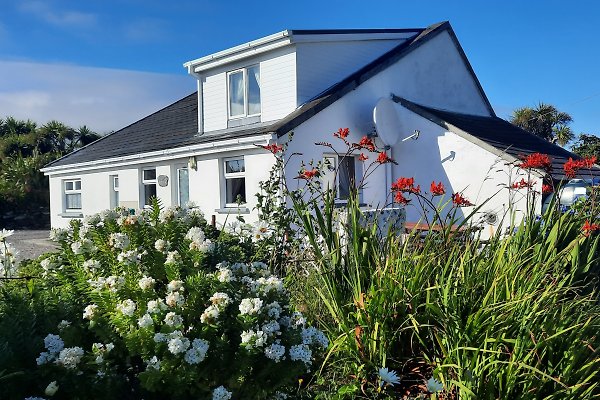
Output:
[
  {"xmin": 142, "ymin": 168, "xmax": 157, "ymax": 207},
  {"xmin": 322, "ymin": 155, "xmax": 357, "ymax": 201},
  {"xmin": 177, "ymin": 167, "xmax": 189, "ymax": 206},
  {"xmin": 64, "ymin": 179, "xmax": 82, "ymax": 210},
  {"xmin": 224, "ymin": 157, "xmax": 246, "ymax": 206},
  {"xmin": 110, "ymin": 175, "xmax": 119, "ymax": 209}
]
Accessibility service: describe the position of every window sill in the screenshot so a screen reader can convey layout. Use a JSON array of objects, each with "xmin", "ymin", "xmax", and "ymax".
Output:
[
  {"xmin": 59, "ymin": 212, "xmax": 83, "ymax": 218},
  {"xmin": 215, "ymin": 207, "xmax": 250, "ymax": 215},
  {"xmin": 227, "ymin": 115, "xmax": 260, "ymax": 128}
]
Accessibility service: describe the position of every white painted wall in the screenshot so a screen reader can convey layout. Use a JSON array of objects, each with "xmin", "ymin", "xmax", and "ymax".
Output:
[
  {"xmin": 200, "ymin": 46, "xmax": 297, "ymax": 132},
  {"xmin": 295, "ymin": 40, "xmax": 405, "ymax": 104}
]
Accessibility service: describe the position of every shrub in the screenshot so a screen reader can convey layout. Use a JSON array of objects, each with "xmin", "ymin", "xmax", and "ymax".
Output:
[{"xmin": 1, "ymin": 204, "xmax": 327, "ymax": 399}]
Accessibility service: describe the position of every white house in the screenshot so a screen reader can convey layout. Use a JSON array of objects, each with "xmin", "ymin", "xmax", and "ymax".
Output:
[{"xmin": 41, "ymin": 21, "xmax": 593, "ymax": 236}]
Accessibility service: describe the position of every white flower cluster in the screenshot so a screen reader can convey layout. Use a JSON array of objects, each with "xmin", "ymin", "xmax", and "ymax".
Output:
[
  {"xmin": 159, "ymin": 206, "xmax": 186, "ymax": 222},
  {"xmin": 116, "ymin": 299, "xmax": 136, "ymax": 317},
  {"xmin": 83, "ymin": 304, "xmax": 98, "ymax": 320},
  {"xmin": 138, "ymin": 313, "xmax": 154, "ymax": 328},
  {"xmin": 212, "ymin": 386, "xmax": 232, "ymax": 400},
  {"xmin": 200, "ymin": 292, "xmax": 231, "ymax": 324},
  {"xmin": 0, "ymin": 240, "xmax": 18, "ymax": 278},
  {"xmin": 154, "ymin": 239, "xmax": 169, "ymax": 252},
  {"xmin": 147, "ymin": 299, "xmax": 168, "ymax": 314},
  {"xmin": 36, "ymin": 334, "xmax": 64, "ymax": 365},
  {"xmin": 239, "ymin": 297, "xmax": 263, "ymax": 316},
  {"xmin": 289, "ymin": 344, "xmax": 312, "ymax": 366},
  {"xmin": 165, "ymin": 280, "xmax": 185, "ymax": 308},
  {"xmin": 91, "ymin": 342, "xmax": 114, "ymax": 364},
  {"xmin": 138, "ymin": 275, "xmax": 156, "ymax": 290},
  {"xmin": 71, "ymin": 238, "xmax": 95, "ymax": 255},
  {"xmin": 184, "ymin": 338, "xmax": 210, "ymax": 365},
  {"xmin": 49, "ymin": 227, "xmax": 68, "ymax": 242},
  {"xmin": 40, "ymin": 256, "xmax": 62, "ymax": 276},
  {"xmin": 241, "ymin": 329, "xmax": 268, "ymax": 348},
  {"xmin": 164, "ymin": 312, "xmax": 183, "ymax": 327},
  {"xmin": 88, "ymin": 275, "xmax": 124, "ymax": 292},
  {"xmin": 56, "ymin": 346, "xmax": 85, "ymax": 369},
  {"xmin": 117, "ymin": 249, "xmax": 144, "ymax": 265},
  {"xmin": 185, "ymin": 227, "xmax": 214, "ymax": 252},
  {"xmin": 301, "ymin": 326, "xmax": 329, "ymax": 349},
  {"xmin": 165, "ymin": 251, "xmax": 181, "ymax": 265},
  {"xmin": 82, "ymin": 259, "xmax": 100, "ymax": 272},
  {"xmin": 109, "ymin": 232, "xmax": 130, "ymax": 249}
]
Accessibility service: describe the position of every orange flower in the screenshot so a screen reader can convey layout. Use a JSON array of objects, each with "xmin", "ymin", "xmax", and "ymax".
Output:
[
  {"xmin": 334, "ymin": 127, "xmax": 350, "ymax": 139},
  {"xmin": 394, "ymin": 191, "xmax": 410, "ymax": 205},
  {"xmin": 391, "ymin": 177, "xmax": 420, "ymax": 194},
  {"xmin": 542, "ymin": 184, "xmax": 553, "ymax": 194},
  {"xmin": 376, "ymin": 152, "xmax": 393, "ymax": 164},
  {"xmin": 511, "ymin": 178, "xmax": 536, "ymax": 190},
  {"xmin": 358, "ymin": 153, "xmax": 368, "ymax": 161},
  {"xmin": 430, "ymin": 181, "xmax": 445, "ymax": 196},
  {"xmin": 354, "ymin": 136, "xmax": 376, "ymax": 152},
  {"xmin": 564, "ymin": 156, "xmax": 597, "ymax": 178},
  {"xmin": 451, "ymin": 193, "xmax": 474, "ymax": 207},
  {"xmin": 297, "ymin": 169, "xmax": 319, "ymax": 180},
  {"xmin": 518, "ymin": 153, "xmax": 552, "ymax": 172},
  {"xmin": 261, "ymin": 143, "xmax": 283, "ymax": 154},
  {"xmin": 582, "ymin": 220, "xmax": 600, "ymax": 237}
]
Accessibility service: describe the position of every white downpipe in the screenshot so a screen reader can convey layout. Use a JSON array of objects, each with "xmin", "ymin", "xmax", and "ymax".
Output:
[{"xmin": 386, "ymin": 145, "xmax": 393, "ymax": 204}]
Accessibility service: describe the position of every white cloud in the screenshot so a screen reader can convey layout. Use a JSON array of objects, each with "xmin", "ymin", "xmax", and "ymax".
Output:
[
  {"xmin": 18, "ymin": 1, "xmax": 97, "ymax": 28},
  {"xmin": 0, "ymin": 60, "xmax": 194, "ymax": 133}
]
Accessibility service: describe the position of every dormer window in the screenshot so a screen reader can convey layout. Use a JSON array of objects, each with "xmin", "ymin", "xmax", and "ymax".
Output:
[{"xmin": 227, "ymin": 65, "xmax": 261, "ymax": 119}]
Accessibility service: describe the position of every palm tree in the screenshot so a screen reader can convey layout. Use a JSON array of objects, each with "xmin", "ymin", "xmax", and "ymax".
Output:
[{"xmin": 510, "ymin": 103, "xmax": 574, "ymax": 146}]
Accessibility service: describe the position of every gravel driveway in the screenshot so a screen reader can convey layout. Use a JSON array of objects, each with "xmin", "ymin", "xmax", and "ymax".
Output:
[{"xmin": 9, "ymin": 230, "xmax": 57, "ymax": 263}]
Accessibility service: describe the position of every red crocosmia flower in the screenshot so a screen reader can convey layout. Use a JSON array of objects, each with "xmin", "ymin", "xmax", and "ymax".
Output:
[
  {"xmin": 563, "ymin": 156, "xmax": 597, "ymax": 178},
  {"xmin": 518, "ymin": 153, "xmax": 552, "ymax": 171},
  {"xmin": 391, "ymin": 177, "xmax": 420, "ymax": 194},
  {"xmin": 511, "ymin": 178, "xmax": 536, "ymax": 190},
  {"xmin": 297, "ymin": 169, "xmax": 319, "ymax": 180},
  {"xmin": 261, "ymin": 143, "xmax": 283, "ymax": 154},
  {"xmin": 430, "ymin": 181, "xmax": 445, "ymax": 196},
  {"xmin": 376, "ymin": 152, "xmax": 393, "ymax": 164},
  {"xmin": 542, "ymin": 184, "xmax": 553, "ymax": 194},
  {"xmin": 358, "ymin": 153, "xmax": 368, "ymax": 161},
  {"xmin": 394, "ymin": 191, "xmax": 410, "ymax": 205},
  {"xmin": 582, "ymin": 220, "xmax": 600, "ymax": 237},
  {"xmin": 354, "ymin": 136, "xmax": 376, "ymax": 152},
  {"xmin": 334, "ymin": 127, "xmax": 350, "ymax": 139},
  {"xmin": 451, "ymin": 193, "xmax": 474, "ymax": 207}
]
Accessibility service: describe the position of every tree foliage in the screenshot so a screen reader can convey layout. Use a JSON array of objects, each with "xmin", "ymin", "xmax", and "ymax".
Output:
[
  {"xmin": 510, "ymin": 102, "xmax": 575, "ymax": 146},
  {"xmin": 571, "ymin": 133, "xmax": 600, "ymax": 159}
]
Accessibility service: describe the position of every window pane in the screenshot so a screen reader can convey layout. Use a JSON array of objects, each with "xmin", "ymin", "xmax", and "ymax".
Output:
[
  {"xmin": 66, "ymin": 193, "xmax": 81, "ymax": 209},
  {"xmin": 114, "ymin": 177, "xmax": 119, "ymax": 189},
  {"xmin": 322, "ymin": 157, "xmax": 336, "ymax": 193},
  {"xmin": 225, "ymin": 159, "xmax": 245, "ymax": 174},
  {"xmin": 229, "ymin": 71, "xmax": 244, "ymax": 117},
  {"xmin": 247, "ymin": 66, "xmax": 261, "ymax": 115},
  {"xmin": 144, "ymin": 184, "xmax": 157, "ymax": 206},
  {"xmin": 178, "ymin": 168, "xmax": 189, "ymax": 206},
  {"xmin": 65, "ymin": 181, "xmax": 73, "ymax": 191},
  {"xmin": 338, "ymin": 157, "xmax": 355, "ymax": 200},
  {"xmin": 74, "ymin": 180, "xmax": 81, "ymax": 190},
  {"xmin": 226, "ymin": 177, "xmax": 246, "ymax": 204},
  {"xmin": 143, "ymin": 169, "xmax": 156, "ymax": 181}
]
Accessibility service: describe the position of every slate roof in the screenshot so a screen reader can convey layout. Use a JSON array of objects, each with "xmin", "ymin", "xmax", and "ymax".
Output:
[
  {"xmin": 46, "ymin": 21, "xmax": 474, "ymax": 169},
  {"xmin": 396, "ymin": 98, "xmax": 600, "ymax": 179}
]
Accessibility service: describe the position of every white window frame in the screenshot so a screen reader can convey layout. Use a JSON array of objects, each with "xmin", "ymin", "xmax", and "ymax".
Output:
[
  {"xmin": 141, "ymin": 168, "xmax": 157, "ymax": 208},
  {"xmin": 223, "ymin": 157, "xmax": 246, "ymax": 207},
  {"xmin": 110, "ymin": 175, "xmax": 119, "ymax": 209},
  {"xmin": 322, "ymin": 155, "xmax": 360, "ymax": 202},
  {"xmin": 63, "ymin": 179, "xmax": 82, "ymax": 211},
  {"xmin": 227, "ymin": 65, "xmax": 261, "ymax": 119},
  {"xmin": 176, "ymin": 166, "xmax": 189, "ymax": 207}
]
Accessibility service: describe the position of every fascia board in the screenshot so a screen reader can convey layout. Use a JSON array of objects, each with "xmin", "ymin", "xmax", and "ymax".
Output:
[{"xmin": 42, "ymin": 134, "xmax": 275, "ymax": 176}]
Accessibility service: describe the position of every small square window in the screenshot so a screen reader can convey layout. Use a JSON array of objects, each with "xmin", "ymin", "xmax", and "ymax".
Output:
[
  {"xmin": 64, "ymin": 179, "xmax": 82, "ymax": 211},
  {"xmin": 223, "ymin": 158, "xmax": 246, "ymax": 206}
]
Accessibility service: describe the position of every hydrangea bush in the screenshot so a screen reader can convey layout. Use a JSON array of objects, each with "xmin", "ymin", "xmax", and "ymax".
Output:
[{"xmin": 17, "ymin": 204, "xmax": 327, "ymax": 399}]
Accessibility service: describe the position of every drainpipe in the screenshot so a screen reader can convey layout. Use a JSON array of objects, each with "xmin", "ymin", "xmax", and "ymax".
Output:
[{"xmin": 386, "ymin": 145, "xmax": 392, "ymax": 205}]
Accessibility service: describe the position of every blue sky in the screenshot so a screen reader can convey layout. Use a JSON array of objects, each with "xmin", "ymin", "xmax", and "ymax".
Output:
[{"xmin": 0, "ymin": 0, "xmax": 598, "ymax": 141}]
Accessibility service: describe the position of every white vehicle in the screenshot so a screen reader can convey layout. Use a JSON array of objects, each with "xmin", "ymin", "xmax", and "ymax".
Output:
[{"xmin": 542, "ymin": 178, "xmax": 600, "ymax": 213}]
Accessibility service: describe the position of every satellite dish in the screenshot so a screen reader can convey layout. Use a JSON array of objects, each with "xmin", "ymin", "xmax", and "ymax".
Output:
[{"xmin": 373, "ymin": 98, "xmax": 403, "ymax": 147}]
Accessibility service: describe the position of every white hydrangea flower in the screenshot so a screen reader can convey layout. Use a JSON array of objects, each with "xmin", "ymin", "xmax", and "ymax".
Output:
[
  {"xmin": 71, "ymin": 238, "xmax": 94, "ymax": 255},
  {"xmin": 289, "ymin": 344, "xmax": 312, "ymax": 366},
  {"xmin": 209, "ymin": 292, "xmax": 231, "ymax": 307},
  {"xmin": 147, "ymin": 299, "xmax": 167, "ymax": 314},
  {"xmin": 167, "ymin": 331, "xmax": 190, "ymax": 355},
  {"xmin": 105, "ymin": 275, "xmax": 125, "ymax": 292},
  {"xmin": 185, "ymin": 227, "xmax": 205, "ymax": 243},
  {"xmin": 116, "ymin": 299, "xmax": 136, "ymax": 317},
  {"xmin": 239, "ymin": 298, "xmax": 263, "ymax": 316},
  {"xmin": 217, "ymin": 267, "xmax": 235, "ymax": 283},
  {"xmin": 290, "ymin": 312, "xmax": 306, "ymax": 329},
  {"xmin": 154, "ymin": 239, "xmax": 169, "ymax": 252},
  {"xmin": 212, "ymin": 385, "xmax": 232, "ymax": 400},
  {"xmin": 164, "ymin": 312, "xmax": 183, "ymax": 327},
  {"xmin": 109, "ymin": 233, "xmax": 130, "ymax": 250},
  {"xmin": 165, "ymin": 291, "xmax": 185, "ymax": 308},
  {"xmin": 200, "ymin": 305, "xmax": 220, "ymax": 324},
  {"xmin": 153, "ymin": 333, "xmax": 167, "ymax": 343},
  {"xmin": 301, "ymin": 326, "xmax": 329, "ymax": 349},
  {"xmin": 167, "ymin": 280, "xmax": 184, "ymax": 293},
  {"xmin": 138, "ymin": 276, "xmax": 156, "ymax": 290},
  {"xmin": 264, "ymin": 343, "xmax": 286, "ymax": 362},
  {"xmin": 138, "ymin": 314, "xmax": 154, "ymax": 328},
  {"xmin": 165, "ymin": 251, "xmax": 181, "ymax": 265},
  {"xmin": 240, "ymin": 329, "xmax": 267, "ymax": 348},
  {"xmin": 57, "ymin": 320, "xmax": 70, "ymax": 330},
  {"xmin": 146, "ymin": 355, "xmax": 161, "ymax": 370},
  {"xmin": 117, "ymin": 250, "xmax": 141, "ymax": 265},
  {"xmin": 184, "ymin": 338, "xmax": 210, "ymax": 364},
  {"xmin": 56, "ymin": 346, "xmax": 84, "ymax": 369}
]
